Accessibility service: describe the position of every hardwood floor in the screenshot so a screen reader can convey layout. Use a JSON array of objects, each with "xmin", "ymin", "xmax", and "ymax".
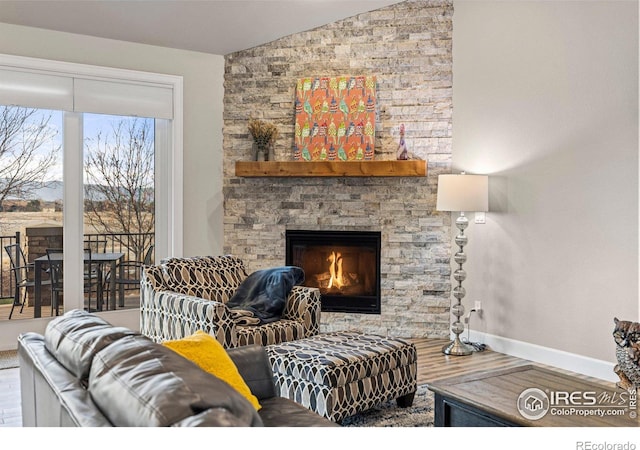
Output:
[
  {"xmin": 0, "ymin": 366, "xmax": 20, "ymax": 426},
  {"xmin": 0, "ymin": 337, "xmax": 616, "ymax": 427}
]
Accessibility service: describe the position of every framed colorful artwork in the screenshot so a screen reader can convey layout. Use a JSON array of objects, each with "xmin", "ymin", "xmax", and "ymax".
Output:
[{"xmin": 294, "ymin": 76, "xmax": 376, "ymax": 161}]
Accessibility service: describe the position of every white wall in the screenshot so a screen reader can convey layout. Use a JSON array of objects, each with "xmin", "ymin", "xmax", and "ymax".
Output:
[
  {"xmin": 0, "ymin": 23, "xmax": 225, "ymax": 348},
  {"xmin": 452, "ymin": 1, "xmax": 638, "ymax": 366}
]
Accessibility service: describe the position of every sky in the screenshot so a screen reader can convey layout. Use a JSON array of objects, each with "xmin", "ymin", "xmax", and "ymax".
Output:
[{"xmin": 17, "ymin": 108, "xmax": 154, "ymax": 185}]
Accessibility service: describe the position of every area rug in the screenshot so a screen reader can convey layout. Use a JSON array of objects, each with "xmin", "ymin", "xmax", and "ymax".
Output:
[
  {"xmin": 341, "ymin": 384, "xmax": 434, "ymax": 427},
  {"xmin": 0, "ymin": 350, "xmax": 19, "ymax": 370}
]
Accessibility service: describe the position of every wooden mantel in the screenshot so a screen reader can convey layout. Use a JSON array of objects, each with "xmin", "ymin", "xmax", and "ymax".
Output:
[{"xmin": 235, "ymin": 160, "xmax": 427, "ymax": 177}]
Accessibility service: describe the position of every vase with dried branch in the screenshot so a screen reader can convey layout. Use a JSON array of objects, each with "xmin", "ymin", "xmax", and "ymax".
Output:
[{"xmin": 248, "ymin": 118, "xmax": 279, "ymax": 161}]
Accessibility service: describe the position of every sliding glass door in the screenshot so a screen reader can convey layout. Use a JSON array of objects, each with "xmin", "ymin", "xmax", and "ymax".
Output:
[
  {"xmin": 0, "ymin": 106, "xmax": 63, "ymax": 319},
  {"xmin": 0, "ymin": 109, "xmax": 159, "ymax": 319},
  {"xmin": 83, "ymin": 114, "xmax": 155, "ymax": 312},
  {"xmin": 0, "ymin": 54, "xmax": 182, "ymax": 340}
]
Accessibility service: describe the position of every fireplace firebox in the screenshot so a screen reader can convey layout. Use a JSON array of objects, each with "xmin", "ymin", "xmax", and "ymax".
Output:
[{"xmin": 285, "ymin": 230, "xmax": 381, "ymax": 314}]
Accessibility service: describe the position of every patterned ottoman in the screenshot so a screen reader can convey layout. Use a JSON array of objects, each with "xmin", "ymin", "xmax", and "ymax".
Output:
[{"xmin": 266, "ymin": 331, "xmax": 417, "ymax": 423}]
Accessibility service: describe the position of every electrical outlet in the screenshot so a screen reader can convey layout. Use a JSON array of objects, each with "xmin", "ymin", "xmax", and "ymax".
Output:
[
  {"xmin": 474, "ymin": 212, "xmax": 486, "ymax": 224},
  {"xmin": 474, "ymin": 300, "xmax": 482, "ymax": 311}
]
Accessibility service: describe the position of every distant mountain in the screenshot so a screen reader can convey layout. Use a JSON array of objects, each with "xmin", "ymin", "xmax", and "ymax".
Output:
[
  {"xmin": 4, "ymin": 180, "xmax": 63, "ymax": 202},
  {"xmin": 6, "ymin": 180, "xmax": 146, "ymax": 202},
  {"xmin": 33, "ymin": 180, "xmax": 64, "ymax": 202}
]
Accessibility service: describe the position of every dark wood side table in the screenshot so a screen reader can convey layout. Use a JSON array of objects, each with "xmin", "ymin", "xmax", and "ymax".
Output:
[{"xmin": 428, "ymin": 365, "xmax": 639, "ymax": 427}]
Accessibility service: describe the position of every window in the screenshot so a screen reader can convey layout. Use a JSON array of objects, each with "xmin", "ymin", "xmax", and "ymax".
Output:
[{"xmin": 0, "ymin": 54, "xmax": 182, "ymax": 327}]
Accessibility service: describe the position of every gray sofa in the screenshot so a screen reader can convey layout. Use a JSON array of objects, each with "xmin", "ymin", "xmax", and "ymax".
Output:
[{"xmin": 18, "ymin": 309, "xmax": 337, "ymax": 427}]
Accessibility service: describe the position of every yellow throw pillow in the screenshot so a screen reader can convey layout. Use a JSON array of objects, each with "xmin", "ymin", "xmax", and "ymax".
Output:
[{"xmin": 163, "ymin": 331, "xmax": 261, "ymax": 410}]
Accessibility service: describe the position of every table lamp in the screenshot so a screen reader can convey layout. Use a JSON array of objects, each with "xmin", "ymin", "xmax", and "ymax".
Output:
[{"xmin": 436, "ymin": 172, "xmax": 488, "ymax": 356}]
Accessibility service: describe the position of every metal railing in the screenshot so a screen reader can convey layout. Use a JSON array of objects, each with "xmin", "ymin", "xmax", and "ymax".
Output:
[
  {"xmin": 0, "ymin": 232, "xmax": 154, "ymax": 301},
  {"xmin": 83, "ymin": 232, "xmax": 155, "ymax": 263},
  {"xmin": 0, "ymin": 232, "xmax": 19, "ymax": 300}
]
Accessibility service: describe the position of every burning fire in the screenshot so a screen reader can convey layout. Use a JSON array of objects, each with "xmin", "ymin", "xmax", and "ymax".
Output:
[
  {"xmin": 327, "ymin": 251, "xmax": 345, "ymax": 289},
  {"xmin": 312, "ymin": 249, "xmax": 363, "ymax": 293}
]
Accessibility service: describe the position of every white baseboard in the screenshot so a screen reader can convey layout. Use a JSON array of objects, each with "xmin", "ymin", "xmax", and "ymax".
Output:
[{"xmin": 465, "ymin": 330, "xmax": 619, "ymax": 383}]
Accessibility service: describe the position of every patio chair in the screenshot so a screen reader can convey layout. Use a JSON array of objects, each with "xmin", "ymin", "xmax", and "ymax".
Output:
[
  {"xmin": 45, "ymin": 248, "xmax": 64, "ymax": 316},
  {"xmin": 84, "ymin": 239, "xmax": 107, "ymax": 253},
  {"xmin": 4, "ymin": 244, "xmax": 51, "ymax": 319},
  {"xmin": 104, "ymin": 245, "xmax": 154, "ymax": 307},
  {"xmin": 45, "ymin": 247, "xmax": 103, "ymax": 315},
  {"xmin": 84, "ymin": 239, "xmax": 108, "ymax": 280}
]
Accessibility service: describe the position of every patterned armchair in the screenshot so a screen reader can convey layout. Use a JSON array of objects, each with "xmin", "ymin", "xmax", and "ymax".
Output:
[{"xmin": 140, "ymin": 255, "xmax": 321, "ymax": 348}]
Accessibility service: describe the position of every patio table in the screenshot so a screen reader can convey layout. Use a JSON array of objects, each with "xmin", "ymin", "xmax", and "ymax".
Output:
[{"xmin": 32, "ymin": 252, "xmax": 125, "ymax": 318}]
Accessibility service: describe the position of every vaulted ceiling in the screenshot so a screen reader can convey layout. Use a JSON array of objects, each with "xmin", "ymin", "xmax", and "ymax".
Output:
[{"xmin": 0, "ymin": 0, "xmax": 402, "ymax": 55}]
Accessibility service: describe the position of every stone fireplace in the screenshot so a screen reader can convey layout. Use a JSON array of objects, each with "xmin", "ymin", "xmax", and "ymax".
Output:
[
  {"xmin": 222, "ymin": 1, "xmax": 453, "ymax": 339},
  {"xmin": 223, "ymin": 176, "xmax": 452, "ymax": 338},
  {"xmin": 286, "ymin": 229, "xmax": 381, "ymax": 315}
]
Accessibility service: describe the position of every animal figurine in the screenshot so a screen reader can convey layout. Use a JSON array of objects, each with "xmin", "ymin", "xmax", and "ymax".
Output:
[
  {"xmin": 613, "ymin": 317, "xmax": 640, "ymax": 390},
  {"xmin": 397, "ymin": 124, "xmax": 408, "ymax": 160}
]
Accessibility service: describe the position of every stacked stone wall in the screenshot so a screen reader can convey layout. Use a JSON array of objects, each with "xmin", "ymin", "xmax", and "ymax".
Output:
[{"xmin": 223, "ymin": 0, "xmax": 453, "ymax": 338}]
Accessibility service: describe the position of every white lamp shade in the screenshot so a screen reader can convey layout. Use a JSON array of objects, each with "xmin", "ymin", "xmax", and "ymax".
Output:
[{"xmin": 436, "ymin": 174, "xmax": 488, "ymax": 212}]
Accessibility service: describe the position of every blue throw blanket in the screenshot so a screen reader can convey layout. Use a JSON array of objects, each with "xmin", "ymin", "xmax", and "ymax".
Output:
[{"xmin": 226, "ymin": 266, "xmax": 305, "ymax": 325}]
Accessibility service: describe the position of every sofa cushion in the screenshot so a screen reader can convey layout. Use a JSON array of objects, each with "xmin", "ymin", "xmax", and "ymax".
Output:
[
  {"xmin": 163, "ymin": 331, "xmax": 261, "ymax": 410},
  {"xmin": 18, "ymin": 332, "xmax": 114, "ymax": 426},
  {"xmin": 44, "ymin": 309, "xmax": 138, "ymax": 380},
  {"xmin": 162, "ymin": 255, "xmax": 248, "ymax": 303},
  {"xmin": 89, "ymin": 333, "xmax": 263, "ymax": 427}
]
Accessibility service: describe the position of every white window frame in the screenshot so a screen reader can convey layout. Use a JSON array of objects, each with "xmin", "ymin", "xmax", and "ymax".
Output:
[{"xmin": 0, "ymin": 53, "xmax": 183, "ymax": 312}]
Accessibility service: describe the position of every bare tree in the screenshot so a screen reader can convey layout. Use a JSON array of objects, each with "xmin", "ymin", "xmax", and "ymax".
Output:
[
  {"xmin": 83, "ymin": 118, "xmax": 154, "ymax": 260},
  {"xmin": 0, "ymin": 106, "xmax": 59, "ymax": 212}
]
